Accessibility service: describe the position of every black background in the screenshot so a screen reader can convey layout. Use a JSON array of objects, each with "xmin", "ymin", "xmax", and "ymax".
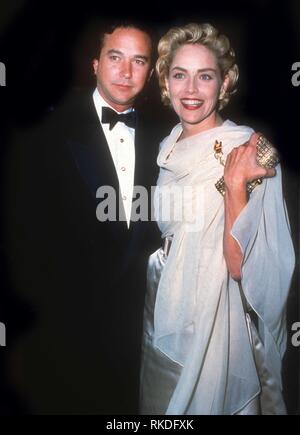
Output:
[{"xmin": 0, "ymin": 0, "xmax": 299, "ymax": 415}]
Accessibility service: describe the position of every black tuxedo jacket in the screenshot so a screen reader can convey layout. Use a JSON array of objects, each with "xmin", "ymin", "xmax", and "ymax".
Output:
[{"xmin": 4, "ymin": 91, "xmax": 164, "ymax": 414}]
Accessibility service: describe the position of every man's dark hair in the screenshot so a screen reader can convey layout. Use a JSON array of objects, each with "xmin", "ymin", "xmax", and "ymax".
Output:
[
  {"xmin": 72, "ymin": 17, "xmax": 158, "ymax": 90},
  {"xmin": 96, "ymin": 19, "xmax": 158, "ymax": 67}
]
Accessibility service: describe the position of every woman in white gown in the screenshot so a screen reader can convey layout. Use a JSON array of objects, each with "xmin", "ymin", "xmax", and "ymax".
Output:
[{"xmin": 140, "ymin": 23, "xmax": 295, "ymax": 415}]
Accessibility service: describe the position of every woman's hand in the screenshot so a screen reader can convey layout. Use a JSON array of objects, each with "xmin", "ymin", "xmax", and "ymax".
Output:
[
  {"xmin": 224, "ymin": 132, "xmax": 276, "ymax": 192},
  {"xmin": 223, "ymin": 132, "xmax": 276, "ymax": 281}
]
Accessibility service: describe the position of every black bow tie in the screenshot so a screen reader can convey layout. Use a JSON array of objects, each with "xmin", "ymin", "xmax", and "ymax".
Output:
[{"xmin": 101, "ymin": 106, "xmax": 136, "ymax": 130}]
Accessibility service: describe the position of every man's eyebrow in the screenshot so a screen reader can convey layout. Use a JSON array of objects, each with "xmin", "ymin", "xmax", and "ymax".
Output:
[
  {"xmin": 133, "ymin": 55, "xmax": 149, "ymax": 62},
  {"xmin": 106, "ymin": 49, "xmax": 123, "ymax": 56},
  {"xmin": 106, "ymin": 49, "xmax": 149, "ymax": 62}
]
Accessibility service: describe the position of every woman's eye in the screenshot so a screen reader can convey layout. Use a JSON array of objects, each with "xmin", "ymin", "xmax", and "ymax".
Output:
[
  {"xmin": 200, "ymin": 74, "xmax": 212, "ymax": 80},
  {"xmin": 173, "ymin": 73, "xmax": 185, "ymax": 79}
]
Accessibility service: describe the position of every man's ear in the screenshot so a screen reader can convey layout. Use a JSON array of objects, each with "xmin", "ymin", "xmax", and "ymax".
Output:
[
  {"xmin": 147, "ymin": 68, "xmax": 154, "ymax": 82},
  {"xmin": 92, "ymin": 59, "xmax": 98, "ymax": 75}
]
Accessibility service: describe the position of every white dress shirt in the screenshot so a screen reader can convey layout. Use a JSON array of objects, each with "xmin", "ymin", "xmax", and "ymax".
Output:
[{"xmin": 93, "ymin": 88, "xmax": 135, "ymax": 228}]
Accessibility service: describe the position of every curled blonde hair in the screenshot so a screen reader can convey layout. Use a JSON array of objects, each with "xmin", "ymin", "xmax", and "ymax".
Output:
[{"xmin": 156, "ymin": 23, "xmax": 239, "ymax": 110}]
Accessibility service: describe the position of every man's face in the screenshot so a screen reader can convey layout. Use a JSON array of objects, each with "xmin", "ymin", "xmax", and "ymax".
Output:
[{"xmin": 93, "ymin": 27, "xmax": 153, "ymax": 112}]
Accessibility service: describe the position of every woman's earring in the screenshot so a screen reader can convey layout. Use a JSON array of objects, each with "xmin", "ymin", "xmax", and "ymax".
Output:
[{"xmin": 219, "ymin": 88, "xmax": 226, "ymax": 100}]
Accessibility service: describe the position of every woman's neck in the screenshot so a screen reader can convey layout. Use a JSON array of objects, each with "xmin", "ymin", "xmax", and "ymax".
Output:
[{"xmin": 180, "ymin": 113, "xmax": 224, "ymax": 140}]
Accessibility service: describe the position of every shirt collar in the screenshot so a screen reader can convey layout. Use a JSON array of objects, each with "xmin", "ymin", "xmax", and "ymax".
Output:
[{"xmin": 93, "ymin": 88, "xmax": 134, "ymax": 115}]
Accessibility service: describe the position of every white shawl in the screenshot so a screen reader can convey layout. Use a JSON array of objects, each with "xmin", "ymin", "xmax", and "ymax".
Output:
[{"xmin": 153, "ymin": 120, "xmax": 295, "ymax": 414}]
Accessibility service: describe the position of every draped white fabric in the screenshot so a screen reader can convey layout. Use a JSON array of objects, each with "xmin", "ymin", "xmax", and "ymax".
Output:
[{"xmin": 144, "ymin": 120, "xmax": 295, "ymax": 415}]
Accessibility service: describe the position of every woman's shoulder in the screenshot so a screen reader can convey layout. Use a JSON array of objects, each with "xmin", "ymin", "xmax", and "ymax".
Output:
[
  {"xmin": 159, "ymin": 123, "xmax": 182, "ymax": 151},
  {"xmin": 220, "ymin": 119, "xmax": 255, "ymax": 151},
  {"xmin": 223, "ymin": 119, "xmax": 254, "ymax": 136}
]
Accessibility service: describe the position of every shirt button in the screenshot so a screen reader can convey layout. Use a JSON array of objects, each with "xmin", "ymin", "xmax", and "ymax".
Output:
[
  {"xmin": 120, "ymin": 166, "xmax": 126, "ymax": 171},
  {"xmin": 120, "ymin": 138, "xmax": 124, "ymax": 143},
  {"xmin": 122, "ymin": 195, "xmax": 127, "ymax": 201}
]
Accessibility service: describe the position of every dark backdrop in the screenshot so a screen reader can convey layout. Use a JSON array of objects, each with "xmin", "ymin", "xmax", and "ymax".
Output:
[{"xmin": 0, "ymin": 0, "xmax": 299, "ymax": 415}]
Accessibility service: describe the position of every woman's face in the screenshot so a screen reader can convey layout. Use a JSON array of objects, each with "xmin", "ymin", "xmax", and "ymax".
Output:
[{"xmin": 166, "ymin": 43, "xmax": 228, "ymax": 134}]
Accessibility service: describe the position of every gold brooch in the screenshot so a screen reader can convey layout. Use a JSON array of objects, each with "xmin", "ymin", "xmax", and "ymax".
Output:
[{"xmin": 214, "ymin": 140, "xmax": 225, "ymax": 166}]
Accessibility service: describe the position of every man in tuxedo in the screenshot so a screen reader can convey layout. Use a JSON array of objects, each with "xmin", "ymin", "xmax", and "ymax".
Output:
[{"xmin": 4, "ymin": 21, "xmax": 166, "ymax": 414}]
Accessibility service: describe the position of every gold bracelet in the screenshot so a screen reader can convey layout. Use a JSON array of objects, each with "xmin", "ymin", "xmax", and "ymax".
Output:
[{"xmin": 214, "ymin": 135, "xmax": 280, "ymax": 196}]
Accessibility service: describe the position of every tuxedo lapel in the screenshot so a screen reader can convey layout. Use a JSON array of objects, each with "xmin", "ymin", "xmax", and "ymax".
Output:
[
  {"xmin": 134, "ymin": 108, "xmax": 159, "ymax": 190},
  {"xmin": 68, "ymin": 95, "xmax": 119, "ymax": 201},
  {"xmin": 134, "ymin": 111, "xmax": 145, "ymax": 189},
  {"xmin": 123, "ymin": 110, "xmax": 156, "ymax": 261}
]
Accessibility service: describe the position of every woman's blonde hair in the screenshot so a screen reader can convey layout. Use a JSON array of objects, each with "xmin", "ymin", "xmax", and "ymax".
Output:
[{"xmin": 156, "ymin": 23, "xmax": 239, "ymax": 110}]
